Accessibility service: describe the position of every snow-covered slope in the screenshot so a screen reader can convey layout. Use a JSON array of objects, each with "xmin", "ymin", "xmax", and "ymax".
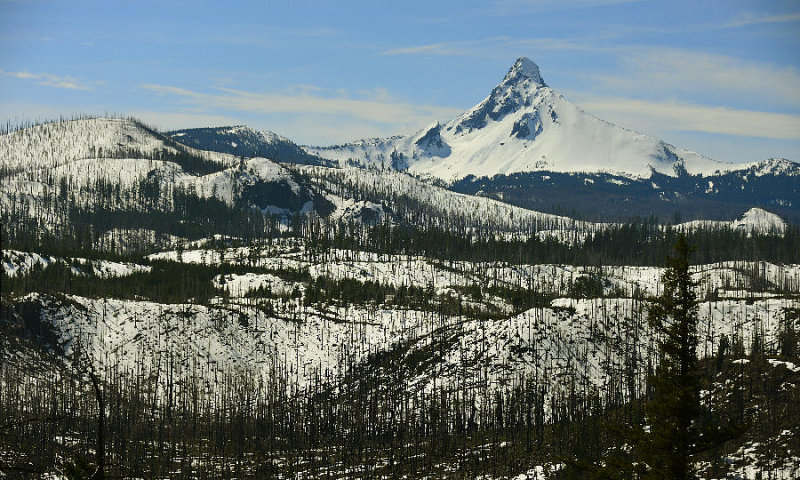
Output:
[
  {"xmin": 735, "ymin": 207, "xmax": 787, "ymax": 233},
  {"xmin": 168, "ymin": 125, "xmax": 331, "ymax": 166},
  {"xmin": 299, "ymin": 165, "xmax": 608, "ymax": 235},
  {"xmin": 677, "ymin": 207, "xmax": 787, "ymax": 235},
  {"xmin": 2, "ymin": 249, "xmax": 152, "ymax": 278},
  {"xmin": 308, "ymin": 57, "xmax": 739, "ymax": 181},
  {"xmin": 0, "ymin": 118, "xmax": 333, "ymax": 230},
  {"xmin": 300, "ymin": 165, "xmax": 791, "ymax": 240},
  {"xmin": 742, "ymin": 158, "xmax": 800, "ymax": 177},
  {"xmin": 8, "ymin": 243, "xmax": 799, "ymax": 413},
  {"xmin": 0, "ymin": 117, "xmax": 181, "ymax": 173}
]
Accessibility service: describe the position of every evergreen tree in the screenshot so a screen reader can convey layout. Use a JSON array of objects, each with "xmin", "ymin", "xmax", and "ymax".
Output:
[{"xmin": 643, "ymin": 234, "xmax": 701, "ymax": 480}]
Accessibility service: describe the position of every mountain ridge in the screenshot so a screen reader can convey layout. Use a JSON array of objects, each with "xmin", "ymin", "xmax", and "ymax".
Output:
[
  {"xmin": 3, "ymin": 56, "xmax": 797, "ymax": 225},
  {"xmin": 168, "ymin": 125, "xmax": 333, "ymax": 167},
  {"xmin": 305, "ymin": 57, "xmax": 740, "ymax": 181}
]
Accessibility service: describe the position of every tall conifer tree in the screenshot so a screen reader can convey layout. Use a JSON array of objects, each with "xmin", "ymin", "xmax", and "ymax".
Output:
[{"xmin": 644, "ymin": 234, "xmax": 700, "ymax": 479}]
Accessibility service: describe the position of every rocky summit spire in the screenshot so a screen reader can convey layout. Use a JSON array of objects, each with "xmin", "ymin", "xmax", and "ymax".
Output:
[
  {"xmin": 502, "ymin": 57, "xmax": 546, "ymax": 87},
  {"xmin": 452, "ymin": 57, "xmax": 549, "ymax": 134}
]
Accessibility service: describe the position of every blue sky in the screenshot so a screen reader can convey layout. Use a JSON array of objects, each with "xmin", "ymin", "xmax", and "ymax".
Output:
[{"xmin": 1, "ymin": 0, "xmax": 799, "ymax": 163}]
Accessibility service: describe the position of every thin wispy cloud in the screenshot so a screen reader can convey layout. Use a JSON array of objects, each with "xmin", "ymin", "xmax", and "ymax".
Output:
[
  {"xmin": 141, "ymin": 84, "xmax": 204, "ymax": 98},
  {"xmin": 140, "ymin": 83, "xmax": 463, "ymax": 144},
  {"xmin": 724, "ymin": 11, "xmax": 800, "ymax": 28},
  {"xmin": 141, "ymin": 84, "xmax": 461, "ymax": 125},
  {"xmin": 381, "ymin": 36, "xmax": 608, "ymax": 57},
  {"xmin": 581, "ymin": 96, "xmax": 800, "ymax": 140},
  {"xmin": 1, "ymin": 0, "xmax": 795, "ymax": 162},
  {"xmin": 0, "ymin": 70, "xmax": 96, "ymax": 90},
  {"xmin": 592, "ymin": 48, "xmax": 800, "ymax": 109},
  {"xmin": 381, "ymin": 39, "xmax": 494, "ymax": 56}
]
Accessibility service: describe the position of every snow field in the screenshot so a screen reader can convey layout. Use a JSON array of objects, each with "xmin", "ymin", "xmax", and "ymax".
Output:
[
  {"xmin": 2, "ymin": 249, "xmax": 152, "ymax": 278},
  {"xmin": 8, "ymin": 244, "xmax": 799, "ymax": 422}
]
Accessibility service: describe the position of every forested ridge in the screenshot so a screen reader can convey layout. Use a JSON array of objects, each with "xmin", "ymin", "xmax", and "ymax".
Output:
[{"xmin": 3, "ymin": 228, "xmax": 799, "ymax": 478}]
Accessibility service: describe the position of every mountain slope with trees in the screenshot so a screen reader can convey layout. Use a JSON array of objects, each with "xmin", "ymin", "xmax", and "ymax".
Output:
[{"xmin": 1, "ymin": 100, "xmax": 798, "ymax": 477}]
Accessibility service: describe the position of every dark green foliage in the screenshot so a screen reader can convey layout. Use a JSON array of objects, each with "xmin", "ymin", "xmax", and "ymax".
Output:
[
  {"xmin": 483, "ymin": 284, "xmax": 553, "ymax": 310},
  {"xmin": 238, "ymin": 174, "xmax": 334, "ymax": 216},
  {"xmin": 302, "ymin": 275, "xmax": 518, "ymax": 318},
  {"xmin": 569, "ymin": 274, "xmax": 606, "ymax": 299},
  {"xmin": 450, "ymin": 166, "xmax": 800, "ymax": 224},
  {"xmin": 145, "ymin": 148, "xmax": 227, "ymax": 176},
  {"xmin": 2, "ymin": 183, "xmax": 278, "ymax": 257},
  {"xmin": 778, "ymin": 308, "xmax": 799, "ymax": 359},
  {"xmin": 643, "ymin": 235, "xmax": 700, "ymax": 479},
  {"xmin": 304, "ymin": 276, "xmax": 386, "ymax": 307},
  {"xmin": 63, "ymin": 454, "xmax": 94, "ymax": 480},
  {"xmin": 2, "ymin": 259, "xmax": 222, "ymax": 305},
  {"xmin": 567, "ymin": 271, "xmax": 624, "ymax": 299},
  {"xmin": 166, "ymin": 126, "xmax": 333, "ymax": 167},
  {"xmin": 314, "ymin": 220, "xmax": 800, "ymax": 267},
  {"xmin": 90, "ymin": 143, "xmax": 226, "ymax": 176}
]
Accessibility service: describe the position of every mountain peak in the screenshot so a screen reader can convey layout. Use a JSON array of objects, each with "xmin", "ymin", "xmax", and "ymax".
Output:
[
  {"xmin": 450, "ymin": 57, "xmax": 548, "ymax": 134},
  {"xmin": 503, "ymin": 57, "xmax": 545, "ymax": 86}
]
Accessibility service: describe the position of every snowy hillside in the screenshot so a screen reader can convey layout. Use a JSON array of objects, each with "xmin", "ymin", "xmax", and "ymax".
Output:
[
  {"xmin": 743, "ymin": 157, "xmax": 800, "ymax": 177},
  {"xmin": 308, "ymin": 57, "xmax": 739, "ymax": 181},
  {"xmin": 677, "ymin": 207, "xmax": 787, "ymax": 235},
  {"xmin": 6, "ymin": 242, "xmax": 799, "ymax": 412},
  {"xmin": 734, "ymin": 207, "xmax": 789, "ymax": 232},
  {"xmin": 0, "ymin": 117, "xmax": 334, "ymax": 242},
  {"xmin": 0, "ymin": 117, "xmax": 181, "ymax": 173},
  {"xmin": 299, "ymin": 165, "xmax": 793, "ymax": 240},
  {"xmin": 168, "ymin": 125, "xmax": 332, "ymax": 166},
  {"xmin": 299, "ymin": 164, "xmax": 608, "ymax": 235},
  {"xmin": 2, "ymin": 61, "xmax": 800, "ymax": 480},
  {"xmin": 3, "ymin": 144, "xmax": 798, "ymax": 478}
]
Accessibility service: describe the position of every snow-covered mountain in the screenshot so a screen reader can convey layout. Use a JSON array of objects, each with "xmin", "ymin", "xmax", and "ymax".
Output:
[
  {"xmin": 87, "ymin": 58, "xmax": 793, "ymax": 223},
  {"xmin": 0, "ymin": 117, "xmax": 334, "ymax": 243},
  {"xmin": 1, "ymin": 116, "xmax": 793, "ymax": 253},
  {"xmin": 677, "ymin": 207, "xmax": 787, "ymax": 235},
  {"xmin": 308, "ymin": 57, "xmax": 736, "ymax": 181},
  {"xmin": 1, "ymin": 117, "xmax": 181, "ymax": 174},
  {"xmin": 168, "ymin": 125, "xmax": 332, "ymax": 166}
]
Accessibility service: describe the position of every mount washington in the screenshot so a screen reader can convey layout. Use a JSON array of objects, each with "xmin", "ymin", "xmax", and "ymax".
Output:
[{"xmin": 308, "ymin": 57, "xmax": 728, "ymax": 179}]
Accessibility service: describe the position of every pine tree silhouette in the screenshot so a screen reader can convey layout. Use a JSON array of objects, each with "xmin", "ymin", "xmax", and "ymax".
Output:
[{"xmin": 644, "ymin": 234, "xmax": 701, "ymax": 479}]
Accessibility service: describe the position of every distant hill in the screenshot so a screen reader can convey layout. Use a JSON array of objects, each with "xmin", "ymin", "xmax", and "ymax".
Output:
[{"xmin": 168, "ymin": 125, "xmax": 333, "ymax": 166}]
